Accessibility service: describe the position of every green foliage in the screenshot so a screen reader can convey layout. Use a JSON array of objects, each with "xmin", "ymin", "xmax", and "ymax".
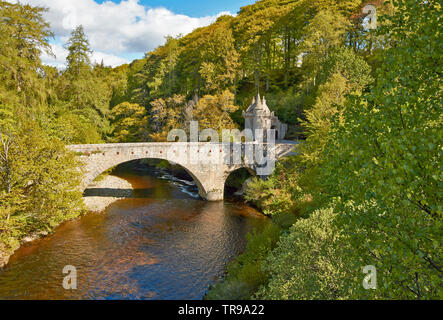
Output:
[
  {"xmin": 301, "ymin": 47, "xmax": 373, "ymax": 167},
  {"xmin": 148, "ymin": 90, "xmax": 239, "ymax": 141},
  {"xmin": 301, "ymin": 8, "xmax": 349, "ymax": 87},
  {"xmin": 252, "ymin": 0, "xmax": 442, "ymax": 301},
  {"xmin": 318, "ymin": 0, "xmax": 442, "ymax": 299},
  {"xmin": 198, "ymin": 24, "xmax": 240, "ymax": 93},
  {"xmin": 263, "ymin": 88, "xmax": 305, "ymax": 135},
  {"xmin": 0, "ymin": 2, "xmax": 85, "ymax": 258},
  {"xmin": 0, "ymin": 1, "xmax": 53, "ymax": 111},
  {"xmin": 48, "ymin": 111, "xmax": 102, "ymax": 144},
  {"xmin": 245, "ymin": 47, "xmax": 373, "ymax": 220},
  {"xmin": 65, "ymin": 25, "xmax": 92, "ymax": 76},
  {"xmin": 110, "ymin": 102, "xmax": 150, "ymax": 142},
  {"xmin": 149, "ymin": 94, "xmax": 188, "ymax": 141},
  {"xmin": 1, "ymin": 0, "xmax": 440, "ymax": 301},
  {"xmin": 125, "ymin": 0, "xmax": 368, "ymax": 127},
  {"xmin": 54, "ymin": 25, "xmax": 121, "ymax": 142},
  {"xmin": 193, "ymin": 90, "xmax": 239, "ymax": 135},
  {"xmin": 257, "ymin": 207, "xmax": 355, "ymax": 299},
  {"xmin": 245, "ymin": 158, "xmax": 308, "ymax": 217},
  {"xmin": 146, "ymin": 36, "xmax": 181, "ymax": 98},
  {"xmin": 0, "ymin": 119, "xmax": 84, "ymax": 253}
]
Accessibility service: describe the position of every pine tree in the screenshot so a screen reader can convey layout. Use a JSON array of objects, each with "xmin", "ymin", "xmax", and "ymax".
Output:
[
  {"xmin": 65, "ymin": 25, "xmax": 92, "ymax": 77},
  {"xmin": 58, "ymin": 25, "xmax": 111, "ymax": 142},
  {"xmin": 0, "ymin": 1, "xmax": 53, "ymax": 110}
]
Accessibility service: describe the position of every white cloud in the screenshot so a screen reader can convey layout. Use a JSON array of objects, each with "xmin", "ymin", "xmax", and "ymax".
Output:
[
  {"xmin": 90, "ymin": 51, "xmax": 131, "ymax": 67},
  {"xmin": 8, "ymin": 0, "xmax": 232, "ymax": 68},
  {"xmin": 41, "ymin": 43, "xmax": 67, "ymax": 69},
  {"xmin": 41, "ymin": 43, "xmax": 131, "ymax": 69}
]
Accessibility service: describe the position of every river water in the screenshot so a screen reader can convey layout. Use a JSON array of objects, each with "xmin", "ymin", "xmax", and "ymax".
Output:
[{"xmin": 0, "ymin": 164, "xmax": 267, "ymax": 300}]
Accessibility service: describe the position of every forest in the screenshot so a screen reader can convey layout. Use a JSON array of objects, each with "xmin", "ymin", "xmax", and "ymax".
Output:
[{"xmin": 0, "ymin": 0, "xmax": 441, "ymax": 299}]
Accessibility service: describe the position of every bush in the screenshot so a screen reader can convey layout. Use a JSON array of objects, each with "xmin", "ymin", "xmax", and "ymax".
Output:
[
  {"xmin": 244, "ymin": 157, "xmax": 309, "ymax": 217},
  {"xmin": 257, "ymin": 208, "xmax": 359, "ymax": 300}
]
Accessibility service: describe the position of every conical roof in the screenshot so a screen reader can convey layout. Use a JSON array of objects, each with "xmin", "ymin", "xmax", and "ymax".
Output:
[
  {"xmin": 260, "ymin": 95, "xmax": 271, "ymax": 114},
  {"xmin": 246, "ymin": 93, "xmax": 271, "ymax": 114}
]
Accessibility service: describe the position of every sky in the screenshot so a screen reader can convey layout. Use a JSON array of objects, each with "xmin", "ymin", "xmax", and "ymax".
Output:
[
  {"xmin": 8, "ymin": 0, "xmax": 255, "ymax": 68},
  {"xmin": 95, "ymin": 0, "xmax": 255, "ymax": 17}
]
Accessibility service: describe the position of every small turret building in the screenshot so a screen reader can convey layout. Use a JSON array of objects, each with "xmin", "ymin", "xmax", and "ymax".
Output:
[{"xmin": 243, "ymin": 94, "xmax": 288, "ymax": 141}]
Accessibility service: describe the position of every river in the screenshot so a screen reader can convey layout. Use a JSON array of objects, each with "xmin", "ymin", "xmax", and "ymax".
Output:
[{"xmin": 0, "ymin": 163, "xmax": 268, "ymax": 300}]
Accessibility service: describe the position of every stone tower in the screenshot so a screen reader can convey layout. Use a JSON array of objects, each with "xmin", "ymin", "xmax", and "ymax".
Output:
[{"xmin": 243, "ymin": 94, "xmax": 288, "ymax": 141}]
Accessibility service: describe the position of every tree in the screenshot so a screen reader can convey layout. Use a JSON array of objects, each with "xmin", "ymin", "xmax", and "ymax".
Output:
[
  {"xmin": 0, "ymin": 118, "xmax": 84, "ymax": 254},
  {"xmin": 320, "ymin": 0, "xmax": 442, "ymax": 299},
  {"xmin": 0, "ymin": 1, "xmax": 53, "ymax": 111},
  {"xmin": 0, "ymin": 103, "xmax": 15, "ymax": 197},
  {"xmin": 62, "ymin": 25, "xmax": 94, "ymax": 108},
  {"xmin": 58, "ymin": 26, "xmax": 112, "ymax": 142},
  {"xmin": 301, "ymin": 9, "xmax": 349, "ymax": 91},
  {"xmin": 193, "ymin": 90, "xmax": 239, "ymax": 135},
  {"xmin": 149, "ymin": 94, "xmax": 187, "ymax": 141},
  {"xmin": 198, "ymin": 18, "xmax": 240, "ymax": 94},
  {"xmin": 257, "ymin": 208, "xmax": 356, "ymax": 299},
  {"xmin": 110, "ymin": 102, "xmax": 150, "ymax": 142},
  {"xmin": 146, "ymin": 36, "xmax": 181, "ymax": 99},
  {"xmin": 301, "ymin": 47, "xmax": 373, "ymax": 167},
  {"xmin": 233, "ymin": 0, "xmax": 296, "ymax": 91},
  {"xmin": 260, "ymin": 0, "xmax": 442, "ymax": 300},
  {"xmin": 65, "ymin": 25, "xmax": 91, "ymax": 76}
]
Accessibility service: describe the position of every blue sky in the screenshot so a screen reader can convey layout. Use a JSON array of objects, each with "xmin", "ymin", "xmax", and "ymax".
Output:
[
  {"xmin": 12, "ymin": 0, "xmax": 256, "ymax": 68},
  {"xmin": 95, "ymin": 0, "xmax": 255, "ymax": 17}
]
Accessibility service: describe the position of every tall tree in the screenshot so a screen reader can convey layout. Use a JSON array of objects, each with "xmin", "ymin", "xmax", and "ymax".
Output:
[
  {"xmin": 58, "ymin": 26, "xmax": 112, "ymax": 142},
  {"xmin": 198, "ymin": 17, "xmax": 240, "ymax": 94},
  {"xmin": 65, "ymin": 25, "xmax": 92, "ymax": 77},
  {"xmin": 0, "ymin": 1, "xmax": 53, "ymax": 111}
]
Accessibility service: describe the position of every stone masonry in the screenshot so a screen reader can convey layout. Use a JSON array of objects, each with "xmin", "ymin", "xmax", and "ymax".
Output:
[{"xmin": 68, "ymin": 141, "xmax": 296, "ymax": 201}]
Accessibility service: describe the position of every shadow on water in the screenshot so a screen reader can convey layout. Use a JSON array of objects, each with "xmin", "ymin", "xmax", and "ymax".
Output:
[
  {"xmin": 0, "ymin": 159, "xmax": 268, "ymax": 300},
  {"xmin": 84, "ymin": 188, "xmax": 156, "ymax": 198}
]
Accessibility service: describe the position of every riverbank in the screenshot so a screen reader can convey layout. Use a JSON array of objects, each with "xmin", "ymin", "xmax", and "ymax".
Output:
[
  {"xmin": 0, "ymin": 231, "xmax": 49, "ymax": 269},
  {"xmin": 83, "ymin": 175, "xmax": 134, "ymax": 212},
  {"xmin": 0, "ymin": 175, "xmax": 134, "ymax": 269}
]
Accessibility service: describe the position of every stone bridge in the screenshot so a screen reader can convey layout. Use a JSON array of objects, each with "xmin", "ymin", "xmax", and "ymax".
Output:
[{"xmin": 68, "ymin": 141, "xmax": 297, "ymax": 201}]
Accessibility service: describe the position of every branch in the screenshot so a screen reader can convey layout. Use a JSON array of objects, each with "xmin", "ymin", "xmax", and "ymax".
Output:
[{"xmin": 414, "ymin": 272, "xmax": 421, "ymax": 299}]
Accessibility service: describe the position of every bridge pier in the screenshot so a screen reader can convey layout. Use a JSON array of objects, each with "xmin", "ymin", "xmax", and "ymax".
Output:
[
  {"xmin": 187, "ymin": 166, "xmax": 226, "ymax": 201},
  {"xmin": 201, "ymin": 189, "xmax": 224, "ymax": 201},
  {"xmin": 198, "ymin": 180, "xmax": 225, "ymax": 201}
]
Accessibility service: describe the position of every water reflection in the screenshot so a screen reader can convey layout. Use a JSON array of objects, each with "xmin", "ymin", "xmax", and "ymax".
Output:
[{"xmin": 0, "ymin": 166, "xmax": 267, "ymax": 300}]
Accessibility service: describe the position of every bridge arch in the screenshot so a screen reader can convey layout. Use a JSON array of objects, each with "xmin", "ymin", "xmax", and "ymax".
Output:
[
  {"xmin": 223, "ymin": 166, "xmax": 256, "ymax": 198},
  {"xmin": 83, "ymin": 157, "xmax": 208, "ymax": 200},
  {"xmin": 81, "ymin": 157, "xmax": 217, "ymax": 199}
]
